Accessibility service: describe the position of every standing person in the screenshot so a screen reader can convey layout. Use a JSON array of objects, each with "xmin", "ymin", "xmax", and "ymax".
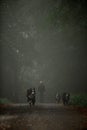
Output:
[
  {"xmin": 32, "ymin": 88, "xmax": 36, "ymax": 105},
  {"xmin": 26, "ymin": 88, "xmax": 32, "ymax": 102},
  {"xmin": 62, "ymin": 92, "xmax": 70, "ymax": 105},
  {"xmin": 38, "ymin": 81, "xmax": 45, "ymax": 103},
  {"xmin": 62, "ymin": 92, "xmax": 67, "ymax": 105},
  {"xmin": 26, "ymin": 88, "xmax": 36, "ymax": 106},
  {"xmin": 66, "ymin": 93, "xmax": 70, "ymax": 105},
  {"xmin": 56, "ymin": 92, "xmax": 61, "ymax": 103}
]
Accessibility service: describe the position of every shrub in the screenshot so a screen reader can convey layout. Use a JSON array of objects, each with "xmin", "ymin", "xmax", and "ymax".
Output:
[
  {"xmin": 0, "ymin": 98, "xmax": 11, "ymax": 104},
  {"xmin": 70, "ymin": 94, "xmax": 87, "ymax": 107}
]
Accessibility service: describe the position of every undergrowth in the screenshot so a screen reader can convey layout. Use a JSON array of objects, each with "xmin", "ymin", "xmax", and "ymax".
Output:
[
  {"xmin": 70, "ymin": 94, "xmax": 87, "ymax": 107},
  {"xmin": 0, "ymin": 98, "xmax": 11, "ymax": 104}
]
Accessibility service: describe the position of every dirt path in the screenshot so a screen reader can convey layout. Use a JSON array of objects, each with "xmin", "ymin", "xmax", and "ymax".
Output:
[{"xmin": 0, "ymin": 103, "xmax": 86, "ymax": 130}]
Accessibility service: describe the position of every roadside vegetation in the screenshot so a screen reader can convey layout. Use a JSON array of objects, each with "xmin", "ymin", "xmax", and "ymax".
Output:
[
  {"xmin": 70, "ymin": 94, "xmax": 87, "ymax": 107},
  {"xmin": 0, "ymin": 98, "xmax": 11, "ymax": 105}
]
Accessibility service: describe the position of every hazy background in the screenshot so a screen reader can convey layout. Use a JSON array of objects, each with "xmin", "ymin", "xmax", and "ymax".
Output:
[{"xmin": 0, "ymin": 0, "xmax": 87, "ymax": 102}]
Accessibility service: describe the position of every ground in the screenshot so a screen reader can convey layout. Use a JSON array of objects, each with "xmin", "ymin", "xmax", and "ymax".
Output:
[{"xmin": 0, "ymin": 103, "xmax": 87, "ymax": 130}]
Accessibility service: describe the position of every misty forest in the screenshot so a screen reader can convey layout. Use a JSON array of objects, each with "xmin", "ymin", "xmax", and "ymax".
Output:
[
  {"xmin": 0, "ymin": 0, "xmax": 87, "ymax": 103},
  {"xmin": 0, "ymin": 0, "xmax": 87, "ymax": 130}
]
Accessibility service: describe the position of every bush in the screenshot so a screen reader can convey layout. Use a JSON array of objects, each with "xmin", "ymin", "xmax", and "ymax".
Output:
[
  {"xmin": 70, "ymin": 94, "xmax": 87, "ymax": 107},
  {"xmin": 0, "ymin": 98, "xmax": 11, "ymax": 104}
]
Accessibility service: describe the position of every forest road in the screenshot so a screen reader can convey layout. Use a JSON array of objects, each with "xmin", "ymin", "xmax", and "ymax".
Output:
[{"xmin": 0, "ymin": 103, "xmax": 86, "ymax": 130}]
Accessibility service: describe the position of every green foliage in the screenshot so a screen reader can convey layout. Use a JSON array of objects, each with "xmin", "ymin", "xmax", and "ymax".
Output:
[
  {"xmin": 46, "ymin": 0, "xmax": 87, "ymax": 29},
  {"xmin": 70, "ymin": 94, "xmax": 87, "ymax": 107},
  {"xmin": 0, "ymin": 98, "xmax": 11, "ymax": 104}
]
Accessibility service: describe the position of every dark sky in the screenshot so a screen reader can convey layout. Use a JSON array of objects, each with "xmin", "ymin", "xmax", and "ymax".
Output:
[{"xmin": 0, "ymin": 0, "xmax": 87, "ymax": 94}]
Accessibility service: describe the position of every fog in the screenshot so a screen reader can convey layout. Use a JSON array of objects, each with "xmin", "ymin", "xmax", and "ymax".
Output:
[{"xmin": 0, "ymin": 0, "xmax": 87, "ymax": 102}]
